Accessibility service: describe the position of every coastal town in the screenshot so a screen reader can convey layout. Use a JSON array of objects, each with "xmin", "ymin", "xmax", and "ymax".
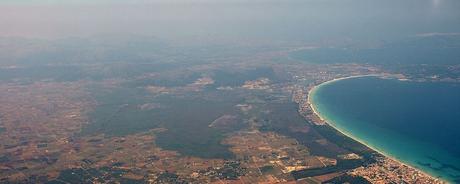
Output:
[
  {"xmin": 0, "ymin": 35, "xmax": 459, "ymax": 183},
  {"xmin": 3, "ymin": 0, "xmax": 460, "ymax": 183},
  {"xmin": 289, "ymin": 71, "xmax": 447, "ymax": 184},
  {"xmin": 350, "ymin": 157, "xmax": 443, "ymax": 184}
]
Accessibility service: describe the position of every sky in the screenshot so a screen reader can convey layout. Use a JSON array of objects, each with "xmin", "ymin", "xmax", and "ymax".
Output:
[{"xmin": 1, "ymin": 0, "xmax": 459, "ymax": 44}]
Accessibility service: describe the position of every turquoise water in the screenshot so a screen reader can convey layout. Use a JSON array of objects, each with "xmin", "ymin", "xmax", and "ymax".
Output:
[{"xmin": 311, "ymin": 76, "xmax": 460, "ymax": 183}]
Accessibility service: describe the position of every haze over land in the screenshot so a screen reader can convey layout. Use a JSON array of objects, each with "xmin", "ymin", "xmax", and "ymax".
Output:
[
  {"xmin": 0, "ymin": 0, "xmax": 459, "ymax": 183},
  {"xmin": 2, "ymin": 0, "xmax": 460, "ymax": 42}
]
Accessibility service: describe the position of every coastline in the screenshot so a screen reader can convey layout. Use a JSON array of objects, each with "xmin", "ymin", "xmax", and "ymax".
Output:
[
  {"xmin": 306, "ymin": 75, "xmax": 447, "ymax": 184},
  {"xmin": 306, "ymin": 74, "xmax": 378, "ymax": 122}
]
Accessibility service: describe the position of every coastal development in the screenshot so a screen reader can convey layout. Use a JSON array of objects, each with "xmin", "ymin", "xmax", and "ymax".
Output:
[
  {"xmin": 0, "ymin": 34, "xmax": 460, "ymax": 183},
  {"xmin": 2, "ymin": 0, "xmax": 460, "ymax": 183},
  {"xmin": 350, "ymin": 157, "xmax": 442, "ymax": 184},
  {"xmin": 296, "ymin": 76, "xmax": 446, "ymax": 184}
]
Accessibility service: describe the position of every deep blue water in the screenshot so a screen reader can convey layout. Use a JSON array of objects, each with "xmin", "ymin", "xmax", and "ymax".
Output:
[{"xmin": 312, "ymin": 77, "xmax": 460, "ymax": 183}]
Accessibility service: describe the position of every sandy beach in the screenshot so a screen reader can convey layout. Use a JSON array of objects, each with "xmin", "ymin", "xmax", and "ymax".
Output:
[{"xmin": 306, "ymin": 75, "xmax": 447, "ymax": 183}]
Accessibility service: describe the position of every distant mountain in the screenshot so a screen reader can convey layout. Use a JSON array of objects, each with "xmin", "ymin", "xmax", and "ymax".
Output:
[{"xmin": 290, "ymin": 34, "xmax": 460, "ymax": 65}]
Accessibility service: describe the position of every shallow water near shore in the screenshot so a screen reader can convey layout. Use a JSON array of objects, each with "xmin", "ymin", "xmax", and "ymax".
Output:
[{"xmin": 311, "ymin": 76, "xmax": 460, "ymax": 183}]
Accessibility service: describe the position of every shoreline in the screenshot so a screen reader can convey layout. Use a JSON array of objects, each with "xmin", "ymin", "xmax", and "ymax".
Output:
[
  {"xmin": 307, "ymin": 74, "xmax": 378, "ymax": 122},
  {"xmin": 306, "ymin": 75, "xmax": 447, "ymax": 183}
]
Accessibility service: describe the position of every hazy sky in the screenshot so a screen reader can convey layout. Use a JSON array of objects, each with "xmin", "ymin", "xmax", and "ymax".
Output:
[{"xmin": 1, "ymin": 0, "xmax": 459, "ymax": 43}]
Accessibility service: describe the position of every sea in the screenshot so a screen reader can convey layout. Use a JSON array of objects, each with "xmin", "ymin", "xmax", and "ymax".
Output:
[{"xmin": 311, "ymin": 76, "xmax": 460, "ymax": 183}]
